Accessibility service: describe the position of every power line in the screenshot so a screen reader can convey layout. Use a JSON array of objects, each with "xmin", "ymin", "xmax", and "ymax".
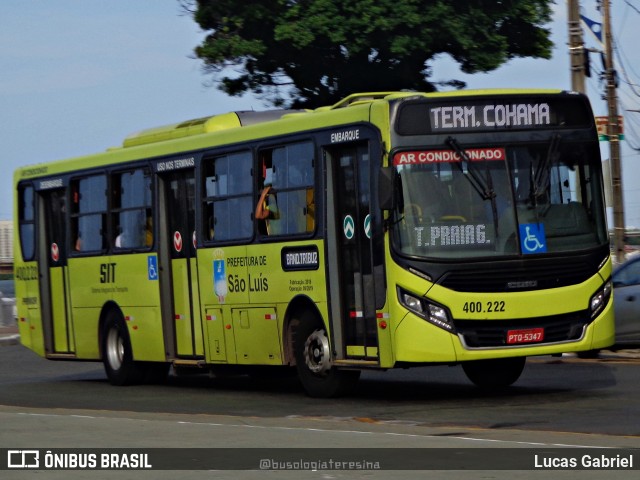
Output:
[
  {"xmin": 623, "ymin": 0, "xmax": 640, "ymax": 16},
  {"xmin": 613, "ymin": 36, "xmax": 640, "ymax": 97}
]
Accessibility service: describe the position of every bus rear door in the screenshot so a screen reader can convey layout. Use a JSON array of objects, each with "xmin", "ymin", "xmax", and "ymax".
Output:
[
  {"xmin": 158, "ymin": 168, "xmax": 204, "ymax": 359},
  {"xmin": 37, "ymin": 187, "xmax": 75, "ymax": 355}
]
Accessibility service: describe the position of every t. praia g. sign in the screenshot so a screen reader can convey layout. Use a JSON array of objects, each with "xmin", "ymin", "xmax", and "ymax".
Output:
[{"xmin": 393, "ymin": 147, "xmax": 506, "ymax": 166}]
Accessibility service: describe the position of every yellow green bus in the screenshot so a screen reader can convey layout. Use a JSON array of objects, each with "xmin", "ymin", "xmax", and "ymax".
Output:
[{"xmin": 14, "ymin": 90, "xmax": 614, "ymax": 397}]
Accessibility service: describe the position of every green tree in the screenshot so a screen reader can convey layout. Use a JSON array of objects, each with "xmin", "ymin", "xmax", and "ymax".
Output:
[{"xmin": 185, "ymin": 0, "xmax": 554, "ymax": 108}]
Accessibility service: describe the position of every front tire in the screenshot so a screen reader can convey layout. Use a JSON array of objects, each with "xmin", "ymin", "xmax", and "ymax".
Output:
[
  {"xmin": 294, "ymin": 312, "xmax": 359, "ymax": 398},
  {"xmin": 462, "ymin": 357, "xmax": 526, "ymax": 389},
  {"xmin": 102, "ymin": 310, "xmax": 146, "ymax": 386}
]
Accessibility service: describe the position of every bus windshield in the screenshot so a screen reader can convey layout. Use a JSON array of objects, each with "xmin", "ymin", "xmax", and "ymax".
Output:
[{"xmin": 390, "ymin": 139, "xmax": 608, "ymax": 259}]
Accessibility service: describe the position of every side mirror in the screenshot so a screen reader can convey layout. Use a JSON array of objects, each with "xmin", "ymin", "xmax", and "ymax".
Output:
[{"xmin": 378, "ymin": 166, "xmax": 396, "ymax": 211}]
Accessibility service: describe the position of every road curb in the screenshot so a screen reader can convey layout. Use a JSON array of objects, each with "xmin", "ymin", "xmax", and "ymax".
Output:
[
  {"xmin": 0, "ymin": 334, "xmax": 20, "ymax": 346},
  {"xmin": 599, "ymin": 349, "xmax": 640, "ymax": 360}
]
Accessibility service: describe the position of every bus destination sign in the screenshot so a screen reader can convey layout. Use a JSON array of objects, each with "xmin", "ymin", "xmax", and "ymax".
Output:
[
  {"xmin": 430, "ymin": 103, "xmax": 550, "ymax": 132},
  {"xmin": 395, "ymin": 96, "xmax": 591, "ymax": 135}
]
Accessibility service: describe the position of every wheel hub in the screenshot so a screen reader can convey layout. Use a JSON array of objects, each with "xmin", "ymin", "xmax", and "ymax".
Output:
[
  {"xmin": 304, "ymin": 329, "xmax": 331, "ymax": 374},
  {"xmin": 106, "ymin": 328, "xmax": 124, "ymax": 370}
]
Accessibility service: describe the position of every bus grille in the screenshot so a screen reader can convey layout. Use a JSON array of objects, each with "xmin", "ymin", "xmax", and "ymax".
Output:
[
  {"xmin": 454, "ymin": 312, "xmax": 590, "ymax": 348},
  {"xmin": 439, "ymin": 260, "xmax": 595, "ymax": 292}
]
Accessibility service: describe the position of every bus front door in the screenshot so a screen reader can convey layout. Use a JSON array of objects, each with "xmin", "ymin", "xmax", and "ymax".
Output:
[
  {"xmin": 159, "ymin": 170, "xmax": 204, "ymax": 359},
  {"xmin": 325, "ymin": 141, "xmax": 385, "ymax": 361},
  {"xmin": 37, "ymin": 188, "xmax": 75, "ymax": 355}
]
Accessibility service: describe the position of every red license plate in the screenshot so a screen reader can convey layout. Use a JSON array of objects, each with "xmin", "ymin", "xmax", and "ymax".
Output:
[{"xmin": 506, "ymin": 328, "xmax": 544, "ymax": 345}]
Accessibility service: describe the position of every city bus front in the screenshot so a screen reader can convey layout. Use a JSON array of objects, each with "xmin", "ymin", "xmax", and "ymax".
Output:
[{"xmin": 383, "ymin": 92, "xmax": 614, "ymax": 387}]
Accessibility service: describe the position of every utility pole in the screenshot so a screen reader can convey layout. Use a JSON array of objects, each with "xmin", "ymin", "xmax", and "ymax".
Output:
[
  {"xmin": 602, "ymin": 0, "xmax": 625, "ymax": 263},
  {"xmin": 568, "ymin": 0, "xmax": 586, "ymax": 93}
]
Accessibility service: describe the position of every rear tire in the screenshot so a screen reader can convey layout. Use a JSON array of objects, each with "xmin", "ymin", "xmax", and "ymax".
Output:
[
  {"xmin": 102, "ymin": 310, "xmax": 146, "ymax": 386},
  {"xmin": 462, "ymin": 357, "xmax": 526, "ymax": 389},
  {"xmin": 294, "ymin": 312, "xmax": 360, "ymax": 398}
]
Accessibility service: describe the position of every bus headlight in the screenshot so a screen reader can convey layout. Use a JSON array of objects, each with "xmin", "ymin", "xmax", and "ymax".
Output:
[
  {"xmin": 398, "ymin": 287, "xmax": 455, "ymax": 332},
  {"xmin": 590, "ymin": 280, "xmax": 612, "ymax": 318}
]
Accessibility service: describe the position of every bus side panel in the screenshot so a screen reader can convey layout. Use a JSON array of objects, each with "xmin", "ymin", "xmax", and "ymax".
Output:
[
  {"xmin": 111, "ymin": 254, "xmax": 165, "ymax": 362},
  {"xmin": 232, "ymin": 307, "xmax": 281, "ymax": 365},
  {"xmin": 68, "ymin": 257, "xmax": 113, "ymax": 360},
  {"xmin": 203, "ymin": 307, "xmax": 226, "ymax": 362},
  {"xmin": 15, "ymin": 263, "xmax": 44, "ymax": 355},
  {"xmin": 14, "ymin": 183, "xmax": 41, "ymax": 355},
  {"xmin": 245, "ymin": 241, "xmax": 327, "ymax": 305},
  {"xmin": 122, "ymin": 306, "xmax": 166, "ymax": 361},
  {"xmin": 68, "ymin": 258, "xmax": 113, "ymax": 309},
  {"xmin": 245, "ymin": 240, "xmax": 326, "ymax": 364},
  {"xmin": 196, "ymin": 240, "xmax": 327, "ymax": 365},
  {"xmin": 72, "ymin": 308, "xmax": 101, "ymax": 358},
  {"xmin": 196, "ymin": 245, "xmax": 248, "ymax": 364}
]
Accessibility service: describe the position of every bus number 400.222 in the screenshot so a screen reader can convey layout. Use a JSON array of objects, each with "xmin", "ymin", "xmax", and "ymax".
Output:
[{"xmin": 462, "ymin": 300, "xmax": 506, "ymax": 313}]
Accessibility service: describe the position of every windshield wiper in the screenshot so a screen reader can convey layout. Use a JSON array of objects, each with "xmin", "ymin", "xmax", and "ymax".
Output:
[
  {"xmin": 526, "ymin": 134, "xmax": 561, "ymax": 213},
  {"xmin": 532, "ymin": 133, "xmax": 561, "ymax": 199},
  {"xmin": 446, "ymin": 136, "xmax": 499, "ymax": 238},
  {"xmin": 446, "ymin": 137, "xmax": 495, "ymax": 201}
]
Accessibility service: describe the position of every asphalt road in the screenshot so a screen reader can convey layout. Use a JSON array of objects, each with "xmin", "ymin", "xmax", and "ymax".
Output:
[
  {"xmin": 1, "ymin": 343, "xmax": 639, "ymax": 436},
  {"xmin": 1, "ymin": 343, "xmax": 639, "ymax": 479}
]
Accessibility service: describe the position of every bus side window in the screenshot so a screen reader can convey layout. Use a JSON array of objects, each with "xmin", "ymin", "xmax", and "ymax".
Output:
[
  {"xmin": 112, "ymin": 169, "xmax": 152, "ymax": 250},
  {"xmin": 203, "ymin": 151, "xmax": 253, "ymax": 242},
  {"xmin": 72, "ymin": 175, "xmax": 107, "ymax": 253},
  {"xmin": 18, "ymin": 184, "xmax": 36, "ymax": 260},
  {"xmin": 258, "ymin": 142, "xmax": 314, "ymax": 236}
]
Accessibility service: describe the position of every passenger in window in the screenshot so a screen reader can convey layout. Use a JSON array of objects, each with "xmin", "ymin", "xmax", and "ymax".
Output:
[
  {"xmin": 75, "ymin": 217, "xmax": 88, "ymax": 251},
  {"xmin": 207, "ymin": 214, "xmax": 215, "ymax": 240},
  {"xmin": 115, "ymin": 230, "xmax": 123, "ymax": 248},
  {"xmin": 115, "ymin": 230, "xmax": 135, "ymax": 249},
  {"xmin": 115, "ymin": 220, "xmax": 135, "ymax": 248},
  {"xmin": 144, "ymin": 215, "xmax": 153, "ymax": 247},
  {"xmin": 255, "ymin": 185, "xmax": 280, "ymax": 234},
  {"xmin": 256, "ymin": 164, "xmax": 280, "ymax": 235},
  {"xmin": 112, "ymin": 212, "xmax": 144, "ymax": 250},
  {"xmin": 305, "ymin": 188, "xmax": 315, "ymax": 232}
]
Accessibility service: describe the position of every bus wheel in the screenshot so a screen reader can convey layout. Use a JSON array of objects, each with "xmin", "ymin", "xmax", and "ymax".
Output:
[
  {"xmin": 294, "ymin": 313, "xmax": 360, "ymax": 398},
  {"xmin": 102, "ymin": 310, "xmax": 145, "ymax": 386},
  {"xmin": 462, "ymin": 357, "xmax": 526, "ymax": 389}
]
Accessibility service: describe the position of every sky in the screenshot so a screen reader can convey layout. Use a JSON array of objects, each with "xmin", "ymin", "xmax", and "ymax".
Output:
[{"xmin": 1, "ymin": 1, "xmax": 640, "ymax": 225}]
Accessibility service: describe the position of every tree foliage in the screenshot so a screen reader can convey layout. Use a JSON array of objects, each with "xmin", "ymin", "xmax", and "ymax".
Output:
[{"xmin": 185, "ymin": 0, "xmax": 554, "ymax": 108}]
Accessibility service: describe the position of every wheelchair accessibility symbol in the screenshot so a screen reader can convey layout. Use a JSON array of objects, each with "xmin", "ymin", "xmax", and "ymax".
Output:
[
  {"xmin": 148, "ymin": 255, "xmax": 159, "ymax": 280},
  {"xmin": 519, "ymin": 223, "xmax": 547, "ymax": 254}
]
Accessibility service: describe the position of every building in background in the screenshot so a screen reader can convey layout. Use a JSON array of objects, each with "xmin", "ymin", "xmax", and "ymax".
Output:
[{"xmin": 0, "ymin": 220, "xmax": 13, "ymax": 273}]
